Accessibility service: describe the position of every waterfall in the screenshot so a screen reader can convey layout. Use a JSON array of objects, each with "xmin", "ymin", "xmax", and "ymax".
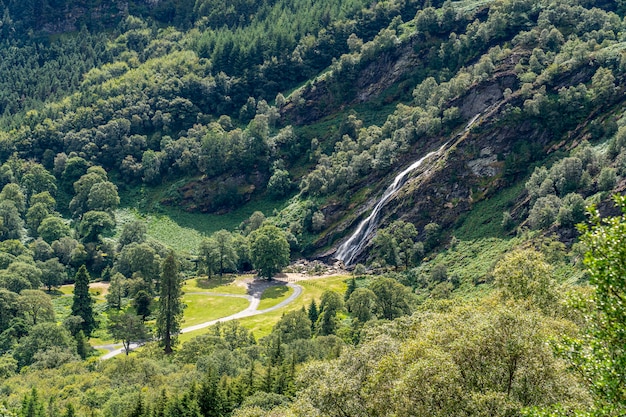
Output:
[
  {"xmin": 335, "ymin": 114, "xmax": 481, "ymax": 266},
  {"xmin": 335, "ymin": 143, "xmax": 448, "ymax": 266}
]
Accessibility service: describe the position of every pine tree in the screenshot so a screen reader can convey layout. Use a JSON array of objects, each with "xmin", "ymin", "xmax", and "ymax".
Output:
[
  {"xmin": 198, "ymin": 370, "xmax": 223, "ymax": 417},
  {"xmin": 263, "ymin": 365, "xmax": 273, "ymax": 393},
  {"xmin": 75, "ymin": 330, "xmax": 88, "ymax": 359},
  {"xmin": 156, "ymin": 252, "xmax": 183, "ymax": 354},
  {"xmin": 244, "ymin": 359, "xmax": 256, "ymax": 396},
  {"xmin": 345, "ymin": 277, "xmax": 357, "ymax": 301},
  {"xmin": 308, "ymin": 299, "xmax": 319, "ymax": 329},
  {"xmin": 62, "ymin": 404, "xmax": 75, "ymax": 417},
  {"xmin": 47, "ymin": 398, "xmax": 59, "ymax": 417},
  {"xmin": 71, "ymin": 265, "xmax": 96, "ymax": 336},
  {"xmin": 128, "ymin": 394, "xmax": 144, "ymax": 417},
  {"xmin": 153, "ymin": 389, "xmax": 168, "ymax": 417},
  {"xmin": 20, "ymin": 388, "xmax": 45, "ymax": 417}
]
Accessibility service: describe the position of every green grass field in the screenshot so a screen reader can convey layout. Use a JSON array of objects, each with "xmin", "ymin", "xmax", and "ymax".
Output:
[
  {"xmin": 181, "ymin": 294, "xmax": 250, "ymax": 327},
  {"xmin": 116, "ymin": 189, "xmax": 290, "ymax": 254},
  {"xmin": 237, "ymin": 275, "xmax": 349, "ymax": 338},
  {"xmin": 72, "ymin": 273, "xmax": 350, "ymax": 353},
  {"xmin": 179, "ymin": 275, "xmax": 349, "ymax": 342},
  {"xmin": 257, "ymin": 286, "xmax": 293, "ymax": 310}
]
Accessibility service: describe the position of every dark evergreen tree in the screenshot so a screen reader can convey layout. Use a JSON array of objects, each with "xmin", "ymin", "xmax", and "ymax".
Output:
[
  {"xmin": 128, "ymin": 394, "xmax": 145, "ymax": 417},
  {"xmin": 153, "ymin": 389, "xmax": 168, "ymax": 417},
  {"xmin": 345, "ymin": 277, "xmax": 357, "ymax": 301},
  {"xmin": 262, "ymin": 365, "xmax": 273, "ymax": 393},
  {"xmin": 62, "ymin": 403, "xmax": 76, "ymax": 417},
  {"xmin": 20, "ymin": 388, "xmax": 45, "ymax": 417},
  {"xmin": 75, "ymin": 330, "xmax": 89, "ymax": 360},
  {"xmin": 242, "ymin": 359, "xmax": 256, "ymax": 397},
  {"xmin": 198, "ymin": 368, "xmax": 224, "ymax": 417},
  {"xmin": 70, "ymin": 265, "xmax": 96, "ymax": 336},
  {"xmin": 132, "ymin": 290, "xmax": 152, "ymax": 320},
  {"xmin": 316, "ymin": 291, "xmax": 344, "ymax": 336},
  {"xmin": 156, "ymin": 252, "xmax": 183, "ymax": 354},
  {"xmin": 308, "ymin": 299, "xmax": 319, "ymax": 330}
]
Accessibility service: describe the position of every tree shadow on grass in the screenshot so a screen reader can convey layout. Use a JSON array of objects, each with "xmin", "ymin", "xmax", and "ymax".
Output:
[
  {"xmin": 193, "ymin": 275, "xmax": 236, "ymax": 289},
  {"xmin": 260, "ymin": 285, "xmax": 288, "ymax": 300}
]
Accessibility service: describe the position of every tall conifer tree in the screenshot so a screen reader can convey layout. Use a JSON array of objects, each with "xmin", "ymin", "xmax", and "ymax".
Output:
[
  {"xmin": 156, "ymin": 252, "xmax": 183, "ymax": 354},
  {"xmin": 71, "ymin": 265, "xmax": 96, "ymax": 336}
]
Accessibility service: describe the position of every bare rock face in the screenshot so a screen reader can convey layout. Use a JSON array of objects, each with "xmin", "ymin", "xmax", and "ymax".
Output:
[
  {"xmin": 316, "ymin": 74, "xmax": 556, "ymax": 261},
  {"xmin": 467, "ymin": 147, "xmax": 498, "ymax": 177},
  {"xmin": 355, "ymin": 44, "xmax": 418, "ymax": 103},
  {"xmin": 282, "ymin": 40, "xmax": 425, "ymax": 126}
]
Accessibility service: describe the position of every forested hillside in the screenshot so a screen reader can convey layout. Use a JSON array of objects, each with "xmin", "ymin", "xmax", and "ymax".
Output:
[{"xmin": 1, "ymin": 0, "xmax": 626, "ymax": 416}]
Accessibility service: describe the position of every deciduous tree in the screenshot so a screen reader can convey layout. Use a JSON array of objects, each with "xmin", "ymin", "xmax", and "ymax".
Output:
[
  {"xmin": 554, "ymin": 195, "xmax": 626, "ymax": 415},
  {"xmin": 369, "ymin": 277, "xmax": 411, "ymax": 320},
  {"xmin": 249, "ymin": 224, "xmax": 290, "ymax": 280},
  {"xmin": 108, "ymin": 311, "xmax": 150, "ymax": 355},
  {"xmin": 18, "ymin": 290, "xmax": 55, "ymax": 326},
  {"xmin": 213, "ymin": 230, "xmax": 238, "ymax": 277}
]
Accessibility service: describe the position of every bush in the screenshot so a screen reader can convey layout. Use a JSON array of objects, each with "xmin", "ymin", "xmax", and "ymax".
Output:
[
  {"xmin": 528, "ymin": 194, "xmax": 561, "ymax": 229},
  {"xmin": 557, "ymin": 193, "xmax": 586, "ymax": 227},
  {"xmin": 267, "ymin": 169, "xmax": 292, "ymax": 198},
  {"xmin": 597, "ymin": 167, "xmax": 617, "ymax": 192}
]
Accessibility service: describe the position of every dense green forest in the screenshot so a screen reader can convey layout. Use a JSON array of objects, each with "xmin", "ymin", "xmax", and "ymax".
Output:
[{"xmin": 1, "ymin": 0, "xmax": 626, "ymax": 415}]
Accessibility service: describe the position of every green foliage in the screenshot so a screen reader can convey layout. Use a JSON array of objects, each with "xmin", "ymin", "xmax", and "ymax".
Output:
[
  {"xmin": 37, "ymin": 217, "xmax": 70, "ymax": 244},
  {"xmin": 493, "ymin": 249, "xmax": 559, "ymax": 313},
  {"xmin": 105, "ymin": 273, "xmax": 126, "ymax": 310},
  {"xmin": 368, "ymin": 277, "xmax": 411, "ymax": 320},
  {"xmin": 267, "ymin": 169, "xmax": 292, "ymax": 199},
  {"xmin": 156, "ymin": 252, "xmax": 184, "ymax": 354},
  {"xmin": 270, "ymin": 310, "xmax": 312, "ymax": 344},
  {"xmin": 198, "ymin": 238, "xmax": 219, "ymax": 279},
  {"xmin": 346, "ymin": 288, "xmax": 377, "ymax": 323},
  {"xmin": 78, "ymin": 211, "xmax": 115, "ymax": 243},
  {"xmin": 107, "ymin": 311, "xmax": 150, "ymax": 355},
  {"xmin": 369, "ymin": 220, "xmax": 420, "ymax": 269},
  {"xmin": 19, "ymin": 388, "xmax": 45, "ymax": 417},
  {"xmin": 295, "ymin": 299, "xmax": 586, "ymax": 417},
  {"xmin": 528, "ymin": 195, "xmax": 561, "ymax": 230},
  {"xmin": 249, "ymin": 225, "xmax": 290, "ymax": 280},
  {"xmin": 316, "ymin": 290, "xmax": 343, "ymax": 336},
  {"xmin": 556, "ymin": 195, "xmax": 626, "ymax": 415},
  {"xmin": 117, "ymin": 220, "xmax": 147, "ymax": 250},
  {"xmin": 18, "ymin": 290, "xmax": 55, "ymax": 326},
  {"xmin": 0, "ymin": 288, "xmax": 19, "ymax": 334},
  {"xmin": 307, "ymin": 299, "xmax": 319, "ymax": 328},
  {"xmin": 71, "ymin": 266, "xmax": 96, "ymax": 336},
  {"xmin": 13, "ymin": 322, "xmax": 77, "ymax": 369},
  {"xmin": 132, "ymin": 290, "xmax": 152, "ymax": 320},
  {"xmin": 0, "ymin": 0, "xmax": 625, "ymax": 414},
  {"xmin": 114, "ymin": 242, "xmax": 161, "ymax": 292},
  {"xmin": 212, "ymin": 230, "xmax": 239, "ymax": 277},
  {"xmin": 344, "ymin": 277, "xmax": 357, "ymax": 301},
  {"xmin": 38, "ymin": 258, "xmax": 66, "ymax": 292}
]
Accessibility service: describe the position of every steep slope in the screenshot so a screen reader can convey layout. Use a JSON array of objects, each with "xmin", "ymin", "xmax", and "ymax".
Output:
[{"xmin": 282, "ymin": 0, "xmax": 626, "ymax": 265}]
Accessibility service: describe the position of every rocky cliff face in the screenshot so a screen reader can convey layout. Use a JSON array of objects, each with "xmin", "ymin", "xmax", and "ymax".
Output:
[{"xmin": 301, "ymin": 34, "xmax": 625, "ymax": 261}]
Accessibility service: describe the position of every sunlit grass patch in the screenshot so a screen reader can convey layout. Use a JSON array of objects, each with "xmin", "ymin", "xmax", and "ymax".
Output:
[
  {"xmin": 238, "ymin": 275, "xmax": 349, "ymax": 338},
  {"xmin": 181, "ymin": 294, "xmax": 249, "ymax": 327},
  {"xmin": 257, "ymin": 286, "xmax": 293, "ymax": 310}
]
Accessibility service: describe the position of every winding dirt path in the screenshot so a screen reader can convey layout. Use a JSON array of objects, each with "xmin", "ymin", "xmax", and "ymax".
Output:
[{"xmin": 97, "ymin": 279, "xmax": 302, "ymax": 359}]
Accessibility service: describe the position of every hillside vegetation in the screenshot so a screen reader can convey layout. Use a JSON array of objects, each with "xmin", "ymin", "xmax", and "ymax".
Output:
[{"xmin": 1, "ymin": 0, "xmax": 626, "ymax": 416}]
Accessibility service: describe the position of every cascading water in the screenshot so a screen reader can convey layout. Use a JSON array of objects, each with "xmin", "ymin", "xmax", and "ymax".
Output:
[
  {"xmin": 335, "ymin": 114, "xmax": 482, "ymax": 266},
  {"xmin": 335, "ymin": 143, "xmax": 447, "ymax": 266}
]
